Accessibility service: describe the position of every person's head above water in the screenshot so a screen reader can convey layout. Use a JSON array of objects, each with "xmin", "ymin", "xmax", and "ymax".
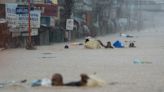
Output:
[
  {"xmin": 51, "ymin": 73, "xmax": 63, "ymax": 86},
  {"xmin": 80, "ymin": 73, "xmax": 90, "ymax": 85}
]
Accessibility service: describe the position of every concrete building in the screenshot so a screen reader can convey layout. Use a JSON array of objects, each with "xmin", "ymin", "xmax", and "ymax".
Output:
[{"xmin": 0, "ymin": 0, "xmax": 60, "ymax": 48}]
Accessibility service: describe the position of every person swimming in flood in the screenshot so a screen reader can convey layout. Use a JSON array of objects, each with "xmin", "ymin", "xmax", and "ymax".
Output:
[
  {"xmin": 64, "ymin": 73, "xmax": 89, "ymax": 86},
  {"xmin": 84, "ymin": 37, "xmax": 113, "ymax": 49},
  {"xmin": 51, "ymin": 73, "xmax": 105, "ymax": 87},
  {"xmin": 51, "ymin": 73, "xmax": 89, "ymax": 86}
]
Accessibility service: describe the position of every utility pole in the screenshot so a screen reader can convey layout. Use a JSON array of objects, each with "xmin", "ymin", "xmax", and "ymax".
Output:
[
  {"xmin": 26, "ymin": 0, "xmax": 35, "ymax": 50},
  {"xmin": 63, "ymin": 0, "xmax": 74, "ymax": 42},
  {"xmin": 28, "ymin": 0, "xmax": 31, "ymax": 44}
]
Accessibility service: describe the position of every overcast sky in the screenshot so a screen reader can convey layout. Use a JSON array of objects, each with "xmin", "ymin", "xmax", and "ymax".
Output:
[{"xmin": 153, "ymin": 0, "xmax": 164, "ymax": 3}]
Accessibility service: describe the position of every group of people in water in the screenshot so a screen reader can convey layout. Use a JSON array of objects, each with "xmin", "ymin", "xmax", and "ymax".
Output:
[
  {"xmin": 84, "ymin": 37, "xmax": 136, "ymax": 49},
  {"xmin": 0, "ymin": 73, "xmax": 104, "ymax": 88},
  {"xmin": 31, "ymin": 73, "xmax": 105, "ymax": 87}
]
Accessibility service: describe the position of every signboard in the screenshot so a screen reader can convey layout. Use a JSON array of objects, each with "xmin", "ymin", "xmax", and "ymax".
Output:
[
  {"xmin": 33, "ymin": 0, "xmax": 44, "ymax": 4},
  {"xmin": 6, "ymin": 4, "xmax": 41, "ymax": 30},
  {"xmin": 5, "ymin": 3, "xmax": 18, "ymax": 28},
  {"xmin": 30, "ymin": 11, "xmax": 41, "ymax": 28},
  {"xmin": 21, "ymin": 29, "xmax": 38, "ymax": 36},
  {"xmin": 66, "ymin": 19, "xmax": 74, "ymax": 30},
  {"xmin": 16, "ymin": 7, "xmax": 28, "ymax": 14},
  {"xmin": 18, "ymin": 10, "xmax": 41, "ymax": 28},
  {"xmin": 50, "ymin": 17, "xmax": 55, "ymax": 27},
  {"xmin": 51, "ymin": 0, "xmax": 58, "ymax": 4}
]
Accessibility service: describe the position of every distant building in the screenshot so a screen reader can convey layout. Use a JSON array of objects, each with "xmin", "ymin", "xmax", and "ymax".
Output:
[{"xmin": 0, "ymin": 0, "xmax": 16, "ymax": 4}]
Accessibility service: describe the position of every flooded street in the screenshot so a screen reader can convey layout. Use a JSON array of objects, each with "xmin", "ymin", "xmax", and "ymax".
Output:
[{"xmin": 0, "ymin": 27, "xmax": 164, "ymax": 92}]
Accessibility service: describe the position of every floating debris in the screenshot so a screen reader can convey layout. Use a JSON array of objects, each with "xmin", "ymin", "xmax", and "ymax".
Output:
[{"xmin": 133, "ymin": 58, "xmax": 152, "ymax": 64}]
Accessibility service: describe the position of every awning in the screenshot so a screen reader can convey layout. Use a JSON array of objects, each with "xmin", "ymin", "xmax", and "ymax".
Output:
[{"xmin": 73, "ymin": 17, "xmax": 84, "ymax": 25}]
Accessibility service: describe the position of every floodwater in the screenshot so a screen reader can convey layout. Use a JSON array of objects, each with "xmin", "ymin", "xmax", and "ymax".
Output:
[{"xmin": 0, "ymin": 27, "xmax": 164, "ymax": 92}]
